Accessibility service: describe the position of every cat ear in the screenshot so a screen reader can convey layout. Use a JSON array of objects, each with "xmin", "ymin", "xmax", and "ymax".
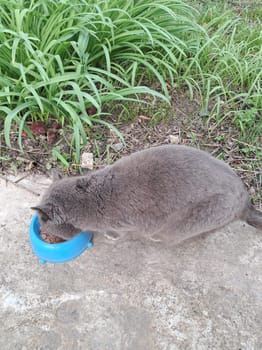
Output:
[
  {"xmin": 31, "ymin": 204, "xmax": 53, "ymax": 222},
  {"xmin": 51, "ymin": 169, "xmax": 63, "ymax": 182}
]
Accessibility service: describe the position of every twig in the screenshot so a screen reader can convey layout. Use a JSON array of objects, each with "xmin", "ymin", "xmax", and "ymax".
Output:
[
  {"xmin": 14, "ymin": 173, "xmax": 29, "ymax": 183},
  {"xmin": 234, "ymin": 168, "xmax": 260, "ymax": 174},
  {"xmin": 231, "ymin": 138, "xmax": 262, "ymax": 151},
  {"xmin": 0, "ymin": 174, "xmax": 40, "ymax": 196},
  {"xmin": 0, "ymin": 144, "xmax": 49, "ymax": 154},
  {"xmin": 202, "ymin": 143, "xmax": 220, "ymax": 147},
  {"xmin": 16, "ymin": 156, "xmax": 31, "ymax": 163}
]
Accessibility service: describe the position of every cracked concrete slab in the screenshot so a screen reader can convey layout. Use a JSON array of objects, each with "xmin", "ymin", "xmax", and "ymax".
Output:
[{"xmin": 0, "ymin": 175, "xmax": 262, "ymax": 350}]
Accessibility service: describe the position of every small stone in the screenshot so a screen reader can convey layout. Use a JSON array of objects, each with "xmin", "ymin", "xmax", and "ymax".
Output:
[
  {"xmin": 137, "ymin": 115, "xmax": 150, "ymax": 123},
  {"xmin": 249, "ymin": 187, "xmax": 256, "ymax": 195},
  {"xmin": 169, "ymin": 135, "xmax": 180, "ymax": 144},
  {"xmin": 112, "ymin": 143, "xmax": 124, "ymax": 152},
  {"xmin": 81, "ymin": 152, "xmax": 94, "ymax": 169}
]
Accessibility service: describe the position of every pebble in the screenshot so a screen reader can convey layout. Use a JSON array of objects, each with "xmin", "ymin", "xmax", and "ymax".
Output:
[
  {"xmin": 249, "ymin": 187, "xmax": 256, "ymax": 195},
  {"xmin": 112, "ymin": 143, "xmax": 124, "ymax": 152},
  {"xmin": 81, "ymin": 152, "xmax": 94, "ymax": 169},
  {"xmin": 169, "ymin": 135, "xmax": 180, "ymax": 144}
]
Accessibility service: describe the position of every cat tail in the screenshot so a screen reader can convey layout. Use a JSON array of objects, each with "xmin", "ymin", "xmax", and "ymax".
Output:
[{"xmin": 244, "ymin": 202, "xmax": 262, "ymax": 230}]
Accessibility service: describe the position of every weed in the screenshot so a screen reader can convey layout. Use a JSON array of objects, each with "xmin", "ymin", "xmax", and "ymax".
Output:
[
  {"xmin": 181, "ymin": 1, "xmax": 262, "ymax": 144},
  {"xmin": 0, "ymin": 0, "xmax": 202, "ymax": 162},
  {"xmin": 1, "ymin": 0, "xmax": 261, "ymax": 164}
]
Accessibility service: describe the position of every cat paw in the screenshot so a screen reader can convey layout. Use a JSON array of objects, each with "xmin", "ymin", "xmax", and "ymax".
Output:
[{"xmin": 104, "ymin": 231, "xmax": 121, "ymax": 241}]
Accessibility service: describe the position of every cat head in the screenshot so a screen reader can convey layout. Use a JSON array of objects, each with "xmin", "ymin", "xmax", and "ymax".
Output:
[
  {"xmin": 31, "ymin": 170, "xmax": 81, "ymax": 240},
  {"xmin": 32, "ymin": 203, "xmax": 80, "ymax": 241}
]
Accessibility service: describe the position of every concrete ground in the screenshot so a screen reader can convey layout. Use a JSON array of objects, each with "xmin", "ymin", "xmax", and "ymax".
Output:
[{"xmin": 0, "ymin": 174, "xmax": 262, "ymax": 350}]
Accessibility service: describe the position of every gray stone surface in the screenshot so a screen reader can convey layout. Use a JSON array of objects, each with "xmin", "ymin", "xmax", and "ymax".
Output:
[{"xmin": 0, "ymin": 175, "xmax": 262, "ymax": 350}]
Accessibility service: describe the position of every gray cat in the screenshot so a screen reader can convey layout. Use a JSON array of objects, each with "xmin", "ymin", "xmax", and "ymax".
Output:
[{"xmin": 32, "ymin": 145, "xmax": 262, "ymax": 245}]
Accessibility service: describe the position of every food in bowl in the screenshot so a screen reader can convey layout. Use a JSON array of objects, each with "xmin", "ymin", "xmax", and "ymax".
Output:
[{"xmin": 40, "ymin": 229, "xmax": 65, "ymax": 244}]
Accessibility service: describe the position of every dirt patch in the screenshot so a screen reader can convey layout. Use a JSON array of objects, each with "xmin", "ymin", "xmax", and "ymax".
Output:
[{"xmin": 0, "ymin": 91, "xmax": 261, "ymax": 209}]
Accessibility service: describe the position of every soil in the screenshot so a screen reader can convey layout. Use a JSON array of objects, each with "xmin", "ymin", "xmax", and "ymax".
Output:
[{"xmin": 0, "ymin": 91, "xmax": 261, "ymax": 209}]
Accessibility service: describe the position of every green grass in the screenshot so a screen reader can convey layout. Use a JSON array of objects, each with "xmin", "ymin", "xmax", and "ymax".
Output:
[
  {"xmin": 0, "ymin": 0, "xmax": 261, "ymax": 166},
  {"xmin": 0, "ymin": 0, "xmax": 203, "ymax": 162},
  {"xmin": 183, "ymin": 1, "xmax": 262, "ymax": 143}
]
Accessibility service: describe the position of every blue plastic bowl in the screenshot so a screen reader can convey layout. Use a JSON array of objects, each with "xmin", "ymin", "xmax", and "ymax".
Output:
[{"xmin": 29, "ymin": 214, "xmax": 93, "ymax": 264}]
